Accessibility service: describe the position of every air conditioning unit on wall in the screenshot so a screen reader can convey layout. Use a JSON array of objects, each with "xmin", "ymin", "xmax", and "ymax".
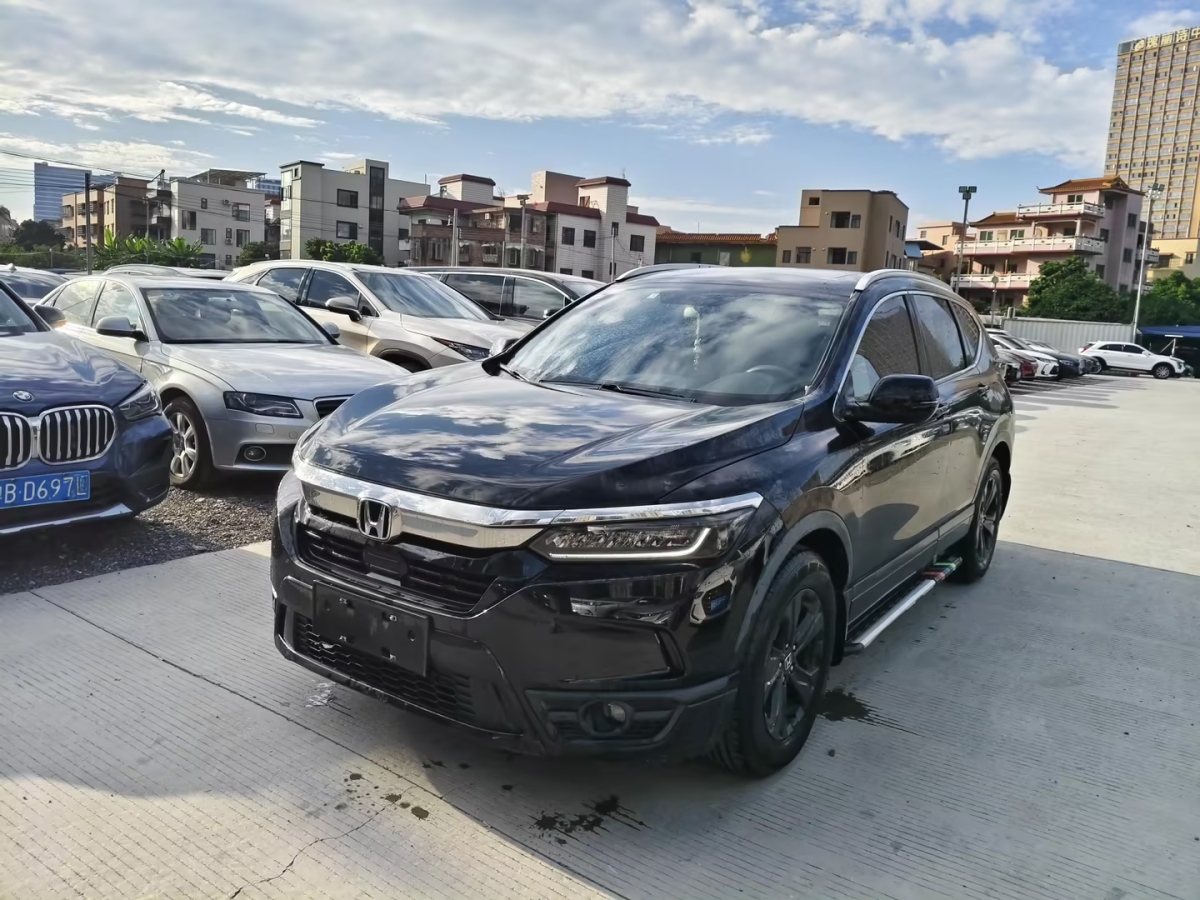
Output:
[{"xmin": 225, "ymin": 238, "xmax": 233, "ymax": 245}]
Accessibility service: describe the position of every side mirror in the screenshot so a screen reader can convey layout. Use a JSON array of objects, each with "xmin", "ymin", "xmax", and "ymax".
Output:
[
  {"xmin": 542, "ymin": 308, "xmax": 559, "ymax": 319},
  {"xmin": 325, "ymin": 296, "xmax": 362, "ymax": 322},
  {"xmin": 489, "ymin": 337, "xmax": 518, "ymax": 357},
  {"xmin": 33, "ymin": 304, "xmax": 67, "ymax": 328},
  {"xmin": 844, "ymin": 374, "xmax": 940, "ymax": 425},
  {"xmin": 321, "ymin": 320, "xmax": 342, "ymax": 340},
  {"xmin": 95, "ymin": 315, "xmax": 146, "ymax": 341}
]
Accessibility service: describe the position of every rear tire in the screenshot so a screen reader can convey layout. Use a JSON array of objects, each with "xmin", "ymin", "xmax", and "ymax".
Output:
[
  {"xmin": 710, "ymin": 550, "xmax": 836, "ymax": 777},
  {"xmin": 1152, "ymin": 363, "xmax": 1172, "ymax": 380},
  {"xmin": 1095, "ymin": 358, "xmax": 1108, "ymax": 371},
  {"xmin": 950, "ymin": 458, "xmax": 1004, "ymax": 584}
]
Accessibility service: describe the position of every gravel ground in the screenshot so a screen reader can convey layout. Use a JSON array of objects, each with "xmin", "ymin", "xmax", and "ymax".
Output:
[{"xmin": 0, "ymin": 476, "xmax": 280, "ymax": 595}]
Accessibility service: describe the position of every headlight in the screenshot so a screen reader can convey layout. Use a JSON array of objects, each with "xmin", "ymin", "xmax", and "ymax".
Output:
[
  {"xmin": 531, "ymin": 509, "xmax": 755, "ymax": 561},
  {"xmin": 118, "ymin": 383, "xmax": 162, "ymax": 421},
  {"xmin": 433, "ymin": 338, "xmax": 490, "ymax": 361},
  {"xmin": 224, "ymin": 392, "xmax": 302, "ymax": 418}
]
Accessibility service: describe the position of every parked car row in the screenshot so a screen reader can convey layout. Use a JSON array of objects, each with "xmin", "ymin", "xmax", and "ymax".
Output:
[{"xmin": 1079, "ymin": 341, "xmax": 1189, "ymax": 379}]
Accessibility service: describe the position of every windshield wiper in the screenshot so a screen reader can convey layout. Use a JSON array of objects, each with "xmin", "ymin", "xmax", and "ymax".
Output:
[
  {"xmin": 541, "ymin": 379, "xmax": 696, "ymax": 401},
  {"xmin": 498, "ymin": 364, "xmax": 528, "ymax": 382}
]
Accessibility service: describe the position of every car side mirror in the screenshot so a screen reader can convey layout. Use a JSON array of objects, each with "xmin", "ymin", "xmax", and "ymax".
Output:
[
  {"xmin": 321, "ymin": 320, "xmax": 342, "ymax": 340},
  {"xmin": 33, "ymin": 304, "xmax": 66, "ymax": 328},
  {"xmin": 543, "ymin": 307, "xmax": 560, "ymax": 319},
  {"xmin": 324, "ymin": 296, "xmax": 362, "ymax": 322},
  {"xmin": 95, "ymin": 315, "xmax": 146, "ymax": 341},
  {"xmin": 489, "ymin": 337, "xmax": 518, "ymax": 357},
  {"xmin": 844, "ymin": 374, "xmax": 940, "ymax": 425}
]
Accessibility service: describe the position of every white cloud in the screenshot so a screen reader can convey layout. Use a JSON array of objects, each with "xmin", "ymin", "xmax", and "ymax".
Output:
[
  {"xmin": 320, "ymin": 151, "xmax": 360, "ymax": 161},
  {"xmin": 0, "ymin": 0, "xmax": 1108, "ymax": 165},
  {"xmin": 1126, "ymin": 9, "xmax": 1200, "ymax": 39},
  {"xmin": 0, "ymin": 134, "xmax": 214, "ymax": 178},
  {"xmin": 631, "ymin": 193, "xmax": 791, "ymax": 233}
]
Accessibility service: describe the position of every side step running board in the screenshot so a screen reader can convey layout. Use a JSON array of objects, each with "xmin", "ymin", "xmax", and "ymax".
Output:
[{"xmin": 844, "ymin": 558, "xmax": 960, "ymax": 655}]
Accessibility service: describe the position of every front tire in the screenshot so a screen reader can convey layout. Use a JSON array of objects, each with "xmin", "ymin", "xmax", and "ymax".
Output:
[
  {"xmin": 1152, "ymin": 363, "xmax": 1172, "ymax": 380},
  {"xmin": 164, "ymin": 397, "xmax": 215, "ymax": 489},
  {"xmin": 950, "ymin": 458, "xmax": 1004, "ymax": 583},
  {"xmin": 710, "ymin": 550, "xmax": 836, "ymax": 777}
]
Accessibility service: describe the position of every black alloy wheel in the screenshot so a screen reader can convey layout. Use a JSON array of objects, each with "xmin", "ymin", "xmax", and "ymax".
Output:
[
  {"xmin": 951, "ymin": 458, "xmax": 1004, "ymax": 583},
  {"xmin": 762, "ymin": 588, "xmax": 826, "ymax": 743}
]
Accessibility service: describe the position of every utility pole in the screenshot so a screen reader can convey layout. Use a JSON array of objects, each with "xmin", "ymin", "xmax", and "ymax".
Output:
[
  {"xmin": 1131, "ymin": 183, "xmax": 1163, "ymax": 342},
  {"xmin": 518, "ymin": 196, "xmax": 527, "ymax": 269},
  {"xmin": 451, "ymin": 208, "xmax": 459, "ymax": 266},
  {"xmin": 84, "ymin": 171, "xmax": 93, "ymax": 274},
  {"xmin": 953, "ymin": 185, "xmax": 977, "ymax": 295},
  {"xmin": 610, "ymin": 221, "xmax": 617, "ymax": 282}
]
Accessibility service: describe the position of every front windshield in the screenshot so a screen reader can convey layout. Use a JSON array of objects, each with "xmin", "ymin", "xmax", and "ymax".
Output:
[
  {"xmin": 0, "ymin": 289, "xmax": 39, "ymax": 335},
  {"xmin": 1, "ymin": 271, "xmax": 67, "ymax": 300},
  {"xmin": 357, "ymin": 272, "xmax": 489, "ymax": 320},
  {"xmin": 509, "ymin": 280, "xmax": 852, "ymax": 404},
  {"xmin": 555, "ymin": 275, "xmax": 606, "ymax": 298},
  {"xmin": 144, "ymin": 287, "xmax": 330, "ymax": 344}
]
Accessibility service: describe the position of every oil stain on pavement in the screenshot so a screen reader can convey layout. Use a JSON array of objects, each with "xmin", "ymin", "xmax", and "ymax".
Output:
[{"xmin": 533, "ymin": 795, "xmax": 647, "ymax": 844}]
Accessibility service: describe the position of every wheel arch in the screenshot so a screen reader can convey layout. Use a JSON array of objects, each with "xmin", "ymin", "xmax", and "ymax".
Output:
[
  {"xmin": 378, "ymin": 349, "xmax": 431, "ymax": 371},
  {"xmin": 990, "ymin": 439, "xmax": 1012, "ymax": 515}
]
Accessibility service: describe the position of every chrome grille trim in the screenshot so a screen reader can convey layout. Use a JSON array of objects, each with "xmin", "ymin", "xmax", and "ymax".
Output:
[
  {"xmin": 0, "ymin": 405, "xmax": 118, "ymax": 472},
  {"xmin": 0, "ymin": 413, "xmax": 33, "ymax": 471}
]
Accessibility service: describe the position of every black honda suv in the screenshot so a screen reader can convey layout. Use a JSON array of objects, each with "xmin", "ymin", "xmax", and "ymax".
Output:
[{"xmin": 272, "ymin": 267, "xmax": 1014, "ymax": 775}]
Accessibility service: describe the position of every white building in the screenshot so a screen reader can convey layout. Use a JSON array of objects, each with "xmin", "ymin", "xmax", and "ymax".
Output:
[
  {"xmin": 279, "ymin": 159, "xmax": 428, "ymax": 266},
  {"xmin": 158, "ymin": 177, "xmax": 268, "ymax": 270}
]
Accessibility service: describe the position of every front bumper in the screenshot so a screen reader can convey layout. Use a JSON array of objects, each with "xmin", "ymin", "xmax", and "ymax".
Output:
[
  {"xmin": 270, "ymin": 480, "xmax": 768, "ymax": 759},
  {"xmin": 0, "ymin": 413, "xmax": 171, "ymax": 536}
]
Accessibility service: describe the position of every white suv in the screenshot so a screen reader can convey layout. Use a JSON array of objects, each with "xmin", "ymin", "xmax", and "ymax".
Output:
[{"xmin": 1079, "ymin": 341, "xmax": 1185, "ymax": 379}]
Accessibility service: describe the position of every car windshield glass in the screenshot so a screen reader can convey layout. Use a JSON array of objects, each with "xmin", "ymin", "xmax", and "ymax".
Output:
[
  {"xmin": 356, "ymin": 272, "xmax": 489, "ymax": 320},
  {"xmin": 508, "ymin": 280, "xmax": 852, "ymax": 405},
  {"xmin": 0, "ymin": 289, "xmax": 39, "ymax": 335},
  {"xmin": 144, "ymin": 287, "xmax": 329, "ymax": 344},
  {"xmin": 1, "ymin": 271, "xmax": 66, "ymax": 299},
  {"xmin": 554, "ymin": 275, "xmax": 606, "ymax": 298}
]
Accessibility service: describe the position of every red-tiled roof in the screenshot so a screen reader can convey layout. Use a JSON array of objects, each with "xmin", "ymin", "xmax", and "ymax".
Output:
[
  {"xmin": 398, "ymin": 195, "xmax": 492, "ymax": 213},
  {"xmin": 970, "ymin": 211, "xmax": 1025, "ymax": 227},
  {"xmin": 656, "ymin": 231, "xmax": 775, "ymax": 244},
  {"xmin": 528, "ymin": 201, "xmax": 602, "ymax": 219},
  {"xmin": 1038, "ymin": 176, "xmax": 1140, "ymax": 195},
  {"xmin": 576, "ymin": 176, "xmax": 632, "ymax": 188},
  {"xmin": 626, "ymin": 212, "xmax": 660, "ymax": 227},
  {"xmin": 437, "ymin": 173, "xmax": 496, "ymax": 186}
]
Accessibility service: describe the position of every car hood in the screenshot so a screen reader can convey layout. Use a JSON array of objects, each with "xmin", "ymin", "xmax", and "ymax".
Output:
[
  {"xmin": 302, "ymin": 367, "xmax": 798, "ymax": 507},
  {"xmin": 399, "ymin": 316, "xmax": 532, "ymax": 348},
  {"xmin": 161, "ymin": 343, "xmax": 400, "ymax": 397},
  {"xmin": 0, "ymin": 331, "xmax": 144, "ymax": 416}
]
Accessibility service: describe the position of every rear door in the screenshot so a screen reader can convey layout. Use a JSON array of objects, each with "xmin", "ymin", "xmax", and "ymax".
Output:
[
  {"xmin": 443, "ymin": 272, "xmax": 505, "ymax": 316},
  {"xmin": 299, "ymin": 269, "xmax": 373, "ymax": 352}
]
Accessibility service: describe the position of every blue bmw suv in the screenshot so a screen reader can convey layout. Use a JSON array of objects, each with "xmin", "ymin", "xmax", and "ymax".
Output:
[{"xmin": 0, "ymin": 280, "xmax": 172, "ymax": 536}]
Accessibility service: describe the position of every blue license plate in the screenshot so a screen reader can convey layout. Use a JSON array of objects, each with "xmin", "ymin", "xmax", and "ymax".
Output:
[{"xmin": 0, "ymin": 471, "xmax": 90, "ymax": 509}]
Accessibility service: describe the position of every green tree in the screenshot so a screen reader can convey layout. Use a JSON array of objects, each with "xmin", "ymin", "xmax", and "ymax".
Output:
[
  {"xmin": 95, "ymin": 234, "xmax": 205, "ymax": 269},
  {"xmin": 1023, "ymin": 255, "xmax": 1130, "ymax": 322},
  {"xmin": 304, "ymin": 237, "xmax": 382, "ymax": 266},
  {"xmin": 1139, "ymin": 270, "xmax": 1200, "ymax": 327},
  {"xmin": 237, "ymin": 241, "xmax": 278, "ymax": 265},
  {"xmin": 10, "ymin": 219, "xmax": 65, "ymax": 251}
]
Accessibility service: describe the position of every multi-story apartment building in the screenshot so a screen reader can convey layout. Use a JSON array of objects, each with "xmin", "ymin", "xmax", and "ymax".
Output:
[
  {"xmin": 951, "ymin": 177, "xmax": 1149, "ymax": 306},
  {"xmin": 654, "ymin": 231, "xmax": 777, "ymax": 266},
  {"xmin": 279, "ymin": 159, "xmax": 429, "ymax": 266},
  {"xmin": 775, "ymin": 189, "xmax": 909, "ymax": 272},
  {"xmin": 402, "ymin": 170, "xmax": 659, "ymax": 279},
  {"xmin": 60, "ymin": 177, "xmax": 149, "ymax": 250},
  {"xmin": 34, "ymin": 163, "xmax": 113, "ymax": 224},
  {"xmin": 1108, "ymin": 27, "xmax": 1200, "ymax": 242},
  {"xmin": 146, "ymin": 171, "xmax": 269, "ymax": 269}
]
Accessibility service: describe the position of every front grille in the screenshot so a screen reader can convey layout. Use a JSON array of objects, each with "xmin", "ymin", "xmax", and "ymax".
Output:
[
  {"xmin": 297, "ymin": 524, "xmax": 495, "ymax": 615},
  {"xmin": 0, "ymin": 413, "xmax": 33, "ymax": 470},
  {"xmin": 38, "ymin": 406, "xmax": 116, "ymax": 464},
  {"xmin": 315, "ymin": 397, "xmax": 349, "ymax": 419},
  {"xmin": 293, "ymin": 614, "xmax": 475, "ymax": 722}
]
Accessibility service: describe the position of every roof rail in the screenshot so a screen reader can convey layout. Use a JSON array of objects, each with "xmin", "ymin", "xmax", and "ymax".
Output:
[{"xmin": 853, "ymin": 269, "xmax": 952, "ymax": 292}]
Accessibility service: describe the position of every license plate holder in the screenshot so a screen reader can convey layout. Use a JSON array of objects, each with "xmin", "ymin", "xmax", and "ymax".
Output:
[
  {"xmin": 313, "ymin": 584, "xmax": 429, "ymax": 676},
  {"xmin": 0, "ymin": 471, "xmax": 90, "ymax": 510}
]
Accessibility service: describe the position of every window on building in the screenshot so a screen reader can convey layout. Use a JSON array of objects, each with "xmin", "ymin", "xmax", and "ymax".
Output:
[
  {"xmin": 781, "ymin": 250, "xmax": 792, "ymax": 263},
  {"xmin": 236, "ymin": 229, "xmax": 250, "ymax": 248},
  {"xmin": 233, "ymin": 203, "xmax": 251, "ymax": 222},
  {"xmin": 850, "ymin": 214, "xmax": 862, "ymax": 229},
  {"xmin": 1062, "ymin": 224, "xmax": 1077, "ymax": 237},
  {"xmin": 561, "ymin": 226, "xmax": 575, "ymax": 245},
  {"xmin": 629, "ymin": 234, "xmax": 645, "ymax": 252},
  {"xmin": 225, "ymin": 254, "xmax": 233, "ymax": 266},
  {"xmin": 831, "ymin": 212, "xmax": 852, "ymax": 228},
  {"xmin": 182, "ymin": 210, "xmax": 197, "ymax": 230},
  {"xmin": 559, "ymin": 268, "xmax": 573, "ymax": 275},
  {"xmin": 1066, "ymin": 193, "xmax": 1084, "ymax": 203},
  {"xmin": 581, "ymin": 269, "xmax": 595, "ymax": 279},
  {"xmin": 200, "ymin": 198, "xmax": 208, "ymax": 210},
  {"xmin": 1187, "ymin": 251, "xmax": 1196, "ymax": 265},
  {"xmin": 847, "ymin": 250, "xmax": 858, "ymax": 265},
  {"xmin": 398, "ymin": 226, "xmax": 410, "ymax": 239},
  {"xmin": 507, "ymin": 213, "xmax": 522, "ymax": 233},
  {"xmin": 807, "ymin": 196, "xmax": 820, "ymax": 206},
  {"xmin": 583, "ymin": 230, "xmax": 597, "ymax": 248},
  {"xmin": 1099, "ymin": 228, "xmax": 1110, "ymax": 242},
  {"xmin": 827, "ymin": 248, "xmax": 848, "ymax": 265},
  {"xmin": 919, "ymin": 230, "xmax": 927, "ymax": 238},
  {"xmin": 1012, "ymin": 229, "xmax": 1026, "ymax": 239},
  {"xmin": 979, "ymin": 231, "xmax": 994, "ymax": 241},
  {"xmin": 1128, "ymin": 213, "xmax": 1138, "ymax": 227},
  {"xmin": 200, "ymin": 228, "xmax": 215, "ymax": 245},
  {"xmin": 336, "ymin": 221, "xmax": 358, "ymax": 240},
  {"xmin": 689, "ymin": 251, "xmax": 702, "ymax": 263},
  {"xmin": 1123, "ymin": 247, "xmax": 1134, "ymax": 262},
  {"xmin": 337, "ymin": 189, "xmax": 359, "ymax": 208},
  {"xmin": 1095, "ymin": 264, "xmax": 1106, "ymax": 278},
  {"xmin": 226, "ymin": 227, "xmax": 233, "ymax": 241},
  {"xmin": 796, "ymin": 247, "xmax": 812, "ymax": 264}
]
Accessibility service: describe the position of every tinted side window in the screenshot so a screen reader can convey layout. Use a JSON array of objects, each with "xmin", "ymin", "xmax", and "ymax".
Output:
[
  {"xmin": 52, "ymin": 280, "xmax": 101, "ymax": 325},
  {"xmin": 1124, "ymin": 344, "xmax": 1146, "ymax": 354},
  {"xmin": 256, "ymin": 267, "xmax": 307, "ymax": 302},
  {"xmin": 950, "ymin": 302, "xmax": 981, "ymax": 361},
  {"xmin": 444, "ymin": 273, "xmax": 505, "ymax": 315},
  {"xmin": 847, "ymin": 296, "xmax": 921, "ymax": 401},
  {"xmin": 305, "ymin": 270, "xmax": 358, "ymax": 308},
  {"xmin": 912, "ymin": 294, "xmax": 966, "ymax": 379},
  {"xmin": 91, "ymin": 283, "xmax": 142, "ymax": 327},
  {"xmin": 509, "ymin": 279, "xmax": 566, "ymax": 319}
]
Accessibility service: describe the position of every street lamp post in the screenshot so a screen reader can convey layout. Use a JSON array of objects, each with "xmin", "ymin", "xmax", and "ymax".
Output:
[
  {"xmin": 991, "ymin": 274, "xmax": 1000, "ymax": 321},
  {"xmin": 953, "ymin": 186, "xmax": 977, "ymax": 296},
  {"xmin": 1131, "ymin": 183, "xmax": 1163, "ymax": 342}
]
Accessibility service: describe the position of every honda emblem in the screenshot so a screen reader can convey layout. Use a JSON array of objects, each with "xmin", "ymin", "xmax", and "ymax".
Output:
[{"xmin": 357, "ymin": 498, "xmax": 396, "ymax": 541}]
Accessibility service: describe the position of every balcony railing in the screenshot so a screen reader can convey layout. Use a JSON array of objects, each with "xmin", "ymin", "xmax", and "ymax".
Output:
[
  {"xmin": 959, "ymin": 236, "xmax": 1106, "ymax": 255},
  {"xmin": 952, "ymin": 273, "xmax": 1034, "ymax": 290},
  {"xmin": 1014, "ymin": 201, "xmax": 1106, "ymax": 218}
]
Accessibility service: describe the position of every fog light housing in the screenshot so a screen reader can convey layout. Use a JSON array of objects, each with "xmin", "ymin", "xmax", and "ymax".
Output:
[
  {"xmin": 580, "ymin": 700, "xmax": 633, "ymax": 736},
  {"xmin": 243, "ymin": 445, "xmax": 267, "ymax": 462}
]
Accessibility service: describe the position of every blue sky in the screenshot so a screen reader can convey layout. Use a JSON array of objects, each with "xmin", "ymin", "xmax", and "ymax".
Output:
[{"xmin": 0, "ymin": 0, "xmax": 1194, "ymax": 233}]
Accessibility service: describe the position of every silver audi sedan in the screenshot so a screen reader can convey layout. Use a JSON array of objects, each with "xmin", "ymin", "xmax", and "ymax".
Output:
[{"xmin": 36, "ymin": 274, "xmax": 401, "ymax": 489}]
